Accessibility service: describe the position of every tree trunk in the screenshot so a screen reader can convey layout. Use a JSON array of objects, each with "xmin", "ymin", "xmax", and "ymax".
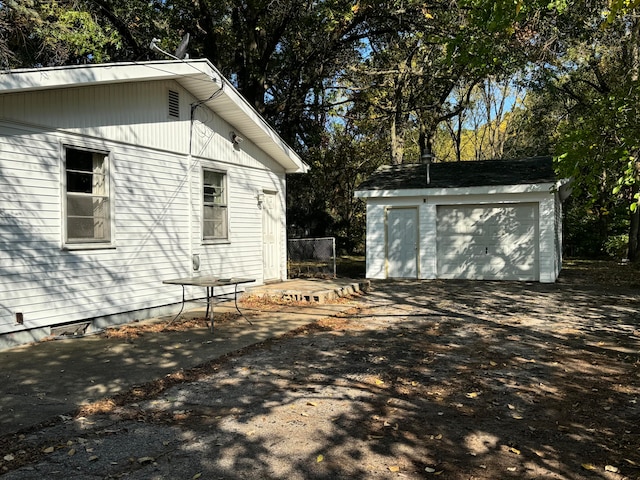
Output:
[
  {"xmin": 390, "ymin": 108, "xmax": 404, "ymax": 165},
  {"xmin": 629, "ymin": 206, "xmax": 639, "ymax": 261},
  {"xmin": 627, "ymin": 13, "xmax": 640, "ymax": 261}
]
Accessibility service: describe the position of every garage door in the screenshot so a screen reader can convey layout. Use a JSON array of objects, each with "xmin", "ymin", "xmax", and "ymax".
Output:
[{"xmin": 436, "ymin": 203, "xmax": 538, "ymax": 281}]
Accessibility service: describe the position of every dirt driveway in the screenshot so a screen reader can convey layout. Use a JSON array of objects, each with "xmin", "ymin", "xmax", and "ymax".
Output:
[{"xmin": 1, "ymin": 261, "xmax": 640, "ymax": 479}]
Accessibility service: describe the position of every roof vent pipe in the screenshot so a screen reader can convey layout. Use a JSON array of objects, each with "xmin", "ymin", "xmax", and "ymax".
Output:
[{"xmin": 421, "ymin": 152, "xmax": 435, "ymax": 185}]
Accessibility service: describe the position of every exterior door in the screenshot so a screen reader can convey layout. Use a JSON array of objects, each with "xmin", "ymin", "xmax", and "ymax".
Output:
[
  {"xmin": 262, "ymin": 192, "xmax": 280, "ymax": 281},
  {"xmin": 386, "ymin": 207, "xmax": 418, "ymax": 278}
]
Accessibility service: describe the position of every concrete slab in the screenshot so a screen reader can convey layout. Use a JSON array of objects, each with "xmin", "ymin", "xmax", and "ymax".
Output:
[
  {"xmin": 245, "ymin": 278, "xmax": 370, "ymax": 302},
  {"xmin": 0, "ymin": 288, "xmax": 362, "ymax": 437}
]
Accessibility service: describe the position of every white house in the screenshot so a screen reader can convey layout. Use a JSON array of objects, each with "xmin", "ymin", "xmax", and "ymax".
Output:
[
  {"xmin": 0, "ymin": 59, "xmax": 308, "ymax": 349},
  {"xmin": 355, "ymin": 157, "xmax": 571, "ymax": 283}
]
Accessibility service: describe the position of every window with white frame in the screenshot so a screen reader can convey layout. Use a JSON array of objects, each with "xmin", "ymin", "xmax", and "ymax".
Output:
[
  {"xmin": 203, "ymin": 169, "xmax": 228, "ymax": 241},
  {"xmin": 64, "ymin": 146, "xmax": 111, "ymax": 244}
]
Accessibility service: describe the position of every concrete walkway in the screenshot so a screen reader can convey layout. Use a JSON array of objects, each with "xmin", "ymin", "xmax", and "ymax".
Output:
[{"xmin": 0, "ymin": 279, "xmax": 366, "ymax": 437}]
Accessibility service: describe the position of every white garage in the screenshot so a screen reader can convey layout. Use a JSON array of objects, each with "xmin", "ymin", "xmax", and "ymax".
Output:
[{"xmin": 355, "ymin": 157, "xmax": 571, "ymax": 283}]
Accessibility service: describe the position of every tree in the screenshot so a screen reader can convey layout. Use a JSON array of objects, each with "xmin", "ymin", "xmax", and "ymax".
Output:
[
  {"xmin": 287, "ymin": 123, "xmax": 386, "ymax": 252},
  {"xmin": 547, "ymin": 6, "xmax": 640, "ymax": 259},
  {"xmin": 0, "ymin": 0, "xmax": 122, "ymax": 67}
]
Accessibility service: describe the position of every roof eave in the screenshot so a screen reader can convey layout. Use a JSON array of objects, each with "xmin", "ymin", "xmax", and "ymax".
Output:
[
  {"xmin": 0, "ymin": 60, "xmax": 308, "ymax": 174},
  {"xmin": 355, "ymin": 182, "xmax": 559, "ymax": 198}
]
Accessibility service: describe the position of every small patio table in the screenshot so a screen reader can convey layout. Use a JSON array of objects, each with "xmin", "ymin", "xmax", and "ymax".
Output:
[{"xmin": 163, "ymin": 276, "xmax": 255, "ymax": 332}]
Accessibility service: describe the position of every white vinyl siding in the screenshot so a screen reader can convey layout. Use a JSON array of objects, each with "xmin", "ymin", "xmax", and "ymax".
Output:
[
  {"xmin": 0, "ymin": 80, "xmax": 284, "ymax": 174},
  {"xmin": 0, "ymin": 65, "xmax": 301, "ymax": 349},
  {"xmin": 0, "ymin": 120, "xmax": 287, "ymax": 340},
  {"xmin": 0, "ymin": 124, "xmax": 193, "ymax": 336},
  {"xmin": 0, "ymin": 83, "xmax": 293, "ymax": 348}
]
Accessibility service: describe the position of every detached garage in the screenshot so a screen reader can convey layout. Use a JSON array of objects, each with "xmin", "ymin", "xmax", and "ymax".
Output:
[{"xmin": 355, "ymin": 157, "xmax": 571, "ymax": 283}]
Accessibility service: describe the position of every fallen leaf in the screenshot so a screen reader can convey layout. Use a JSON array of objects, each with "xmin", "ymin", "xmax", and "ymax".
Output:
[
  {"xmin": 68, "ymin": 448, "xmax": 76, "ymax": 456},
  {"xmin": 466, "ymin": 392, "xmax": 480, "ymax": 398},
  {"xmin": 193, "ymin": 474, "xmax": 202, "ymax": 479},
  {"xmin": 3, "ymin": 454, "xmax": 14, "ymax": 461},
  {"xmin": 317, "ymin": 454, "xmax": 324, "ymax": 463},
  {"xmin": 88, "ymin": 455, "xmax": 99, "ymax": 462},
  {"xmin": 307, "ymin": 401, "xmax": 317, "ymax": 407},
  {"xmin": 375, "ymin": 379, "xmax": 384, "ymax": 385},
  {"xmin": 508, "ymin": 447, "xmax": 521, "ymax": 455},
  {"xmin": 138, "ymin": 457, "xmax": 155, "ymax": 464},
  {"xmin": 43, "ymin": 447, "xmax": 54, "ymax": 454},
  {"xmin": 425, "ymin": 466, "xmax": 436, "ymax": 473},
  {"xmin": 389, "ymin": 465, "xmax": 400, "ymax": 472},
  {"xmin": 581, "ymin": 463, "xmax": 597, "ymax": 471}
]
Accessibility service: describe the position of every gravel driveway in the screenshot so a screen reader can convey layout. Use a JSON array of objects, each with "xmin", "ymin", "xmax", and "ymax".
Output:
[{"xmin": 1, "ymin": 261, "xmax": 639, "ymax": 479}]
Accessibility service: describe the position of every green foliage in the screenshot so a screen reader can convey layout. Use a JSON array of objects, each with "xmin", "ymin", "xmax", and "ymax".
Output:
[
  {"xmin": 5, "ymin": 0, "xmax": 640, "ymax": 259},
  {"xmin": 287, "ymin": 124, "xmax": 386, "ymax": 254},
  {"xmin": 1, "ymin": 0, "xmax": 122, "ymax": 66},
  {"xmin": 604, "ymin": 234, "xmax": 629, "ymax": 259},
  {"xmin": 563, "ymin": 197, "xmax": 630, "ymax": 258}
]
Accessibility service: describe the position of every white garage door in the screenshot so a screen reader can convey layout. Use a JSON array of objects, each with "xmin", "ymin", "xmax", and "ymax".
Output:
[{"xmin": 436, "ymin": 203, "xmax": 538, "ymax": 281}]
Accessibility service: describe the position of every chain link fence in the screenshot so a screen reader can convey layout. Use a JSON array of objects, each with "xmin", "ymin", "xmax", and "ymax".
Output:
[{"xmin": 287, "ymin": 237, "xmax": 336, "ymax": 278}]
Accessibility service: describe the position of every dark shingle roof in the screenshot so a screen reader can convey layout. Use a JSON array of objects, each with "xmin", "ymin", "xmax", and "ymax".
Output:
[{"xmin": 356, "ymin": 156, "xmax": 555, "ymax": 191}]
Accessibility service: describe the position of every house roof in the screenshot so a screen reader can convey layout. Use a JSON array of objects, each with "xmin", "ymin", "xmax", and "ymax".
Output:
[
  {"xmin": 355, "ymin": 156, "xmax": 562, "ymax": 198},
  {"xmin": 0, "ymin": 60, "xmax": 308, "ymax": 174}
]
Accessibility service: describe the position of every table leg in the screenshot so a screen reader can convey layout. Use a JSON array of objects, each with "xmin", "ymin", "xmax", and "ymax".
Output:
[
  {"xmin": 234, "ymin": 283, "xmax": 253, "ymax": 326},
  {"xmin": 164, "ymin": 285, "xmax": 186, "ymax": 329},
  {"xmin": 209, "ymin": 285, "xmax": 215, "ymax": 333}
]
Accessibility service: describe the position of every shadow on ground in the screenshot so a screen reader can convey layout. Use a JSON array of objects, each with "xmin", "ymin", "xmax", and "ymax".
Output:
[{"xmin": 1, "ymin": 261, "xmax": 639, "ymax": 479}]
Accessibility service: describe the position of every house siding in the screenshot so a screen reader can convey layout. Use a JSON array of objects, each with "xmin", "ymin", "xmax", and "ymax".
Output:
[
  {"xmin": 554, "ymin": 192, "xmax": 563, "ymax": 278},
  {"xmin": 0, "ymin": 123, "xmax": 191, "ymax": 337},
  {"xmin": 365, "ymin": 203, "xmax": 386, "ymax": 279},
  {"xmin": 537, "ymin": 195, "xmax": 555, "ymax": 283},
  {"xmin": 0, "ymin": 79, "xmax": 290, "ymax": 347}
]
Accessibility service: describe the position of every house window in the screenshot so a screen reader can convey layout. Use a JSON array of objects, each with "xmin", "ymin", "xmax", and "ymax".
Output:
[
  {"xmin": 203, "ymin": 169, "xmax": 228, "ymax": 241},
  {"xmin": 64, "ymin": 147, "xmax": 111, "ymax": 245}
]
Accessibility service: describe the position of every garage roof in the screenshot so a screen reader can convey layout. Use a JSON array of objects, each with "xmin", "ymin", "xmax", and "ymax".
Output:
[{"xmin": 357, "ymin": 156, "xmax": 555, "ymax": 192}]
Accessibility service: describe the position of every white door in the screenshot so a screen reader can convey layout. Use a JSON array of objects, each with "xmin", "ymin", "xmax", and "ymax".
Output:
[
  {"xmin": 436, "ymin": 203, "xmax": 538, "ymax": 281},
  {"xmin": 262, "ymin": 192, "xmax": 280, "ymax": 281},
  {"xmin": 386, "ymin": 207, "xmax": 418, "ymax": 278}
]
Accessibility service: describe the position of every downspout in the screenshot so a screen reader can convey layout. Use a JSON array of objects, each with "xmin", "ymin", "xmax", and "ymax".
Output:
[
  {"xmin": 189, "ymin": 83, "xmax": 225, "ymax": 273},
  {"xmin": 188, "ymin": 104, "xmax": 195, "ymax": 273}
]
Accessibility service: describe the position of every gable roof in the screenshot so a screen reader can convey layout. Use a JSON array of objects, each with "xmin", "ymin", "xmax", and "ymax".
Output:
[
  {"xmin": 0, "ymin": 59, "xmax": 308, "ymax": 174},
  {"xmin": 355, "ymin": 156, "xmax": 564, "ymax": 198}
]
